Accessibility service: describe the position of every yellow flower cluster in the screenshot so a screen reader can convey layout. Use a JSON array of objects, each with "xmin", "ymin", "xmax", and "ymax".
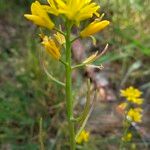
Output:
[
  {"xmin": 54, "ymin": 0, "xmax": 100, "ymax": 24},
  {"xmin": 120, "ymin": 86, "xmax": 143, "ymax": 105},
  {"xmin": 119, "ymin": 87, "xmax": 144, "ymax": 148},
  {"xmin": 76, "ymin": 130, "xmax": 89, "ymax": 144},
  {"xmin": 24, "ymin": 0, "xmax": 110, "ymax": 60},
  {"xmin": 119, "ymin": 86, "xmax": 144, "ymax": 123}
]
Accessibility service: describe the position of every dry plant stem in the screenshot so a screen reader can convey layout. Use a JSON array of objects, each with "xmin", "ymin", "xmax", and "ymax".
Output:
[{"xmin": 65, "ymin": 22, "xmax": 75, "ymax": 150}]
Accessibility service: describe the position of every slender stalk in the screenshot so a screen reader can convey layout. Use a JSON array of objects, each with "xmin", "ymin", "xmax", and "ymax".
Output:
[
  {"xmin": 71, "ymin": 36, "xmax": 80, "ymax": 43},
  {"xmin": 65, "ymin": 22, "xmax": 75, "ymax": 150},
  {"xmin": 39, "ymin": 118, "xmax": 45, "ymax": 150}
]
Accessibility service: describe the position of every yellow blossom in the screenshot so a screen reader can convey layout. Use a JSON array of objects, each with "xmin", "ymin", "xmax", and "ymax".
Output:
[
  {"xmin": 131, "ymin": 98, "xmax": 143, "ymax": 105},
  {"xmin": 54, "ymin": 32, "xmax": 65, "ymax": 45},
  {"xmin": 120, "ymin": 86, "xmax": 142, "ymax": 99},
  {"xmin": 122, "ymin": 132, "xmax": 132, "ymax": 142},
  {"xmin": 120, "ymin": 86, "xmax": 143, "ymax": 104},
  {"xmin": 41, "ymin": 36, "xmax": 61, "ymax": 60},
  {"xmin": 24, "ymin": 1, "xmax": 55, "ymax": 30},
  {"xmin": 127, "ymin": 108, "xmax": 143, "ymax": 123},
  {"xmin": 80, "ymin": 20, "xmax": 110, "ymax": 37},
  {"xmin": 83, "ymin": 51, "xmax": 98, "ymax": 64},
  {"xmin": 55, "ymin": 0, "xmax": 100, "ymax": 24},
  {"xmin": 42, "ymin": 0, "xmax": 59, "ymax": 16},
  {"xmin": 76, "ymin": 130, "xmax": 89, "ymax": 144}
]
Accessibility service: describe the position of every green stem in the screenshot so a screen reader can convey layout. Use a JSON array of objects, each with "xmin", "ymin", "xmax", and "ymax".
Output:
[
  {"xmin": 65, "ymin": 22, "xmax": 75, "ymax": 150},
  {"xmin": 39, "ymin": 118, "xmax": 45, "ymax": 150},
  {"xmin": 71, "ymin": 36, "xmax": 80, "ymax": 43},
  {"xmin": 119, "ymin": 120, "xmax": 130, "ymax": 150}
]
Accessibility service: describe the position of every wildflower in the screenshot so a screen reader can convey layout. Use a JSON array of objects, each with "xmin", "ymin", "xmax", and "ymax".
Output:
[
  {"xmin": 55, "ymin": 0, "xmax": 100, "ymax": 24},
  {"xmin": 127, "ymin": 108, "xmax": 143, "ymax": 123},
  {"xmin": 120, "ymin": 86, "xmax": 142, "ymax": 100},
  {"xmin": 83, "ymin": 51, "xmax": 98, "ymax": 64},
  {"xmin": 54, "ymin": 32, "xmax": 65, "ymax": 45},
  {"xmin": 24, "ymin": 1, "xmax": 55, "ymax": 30},
  {"xmin": 80, "ymin": 20, "xmax": 110, "ymax": 37},
  {"xmin": 41, "ymin": 36, "xmax": 61, "ymax": 60},
  {"xmin": 131, "ymin": 98, "xmax": 143, "ymax": 105},
  {"xmin": 42, "ymin": 0, "xmax": 59, "ymax": 16},
  {"xmin": 122, "ymin": 132, "xmax": 132, "ymax": 142},
  {"xmin": 76, "ymin": 130, "xmax": 89, "ymax": 144}
]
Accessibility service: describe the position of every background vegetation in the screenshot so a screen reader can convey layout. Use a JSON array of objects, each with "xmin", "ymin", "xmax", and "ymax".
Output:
[{"xmin": 0, "ymin": 0, "xmax": 149, "ymax": 149}]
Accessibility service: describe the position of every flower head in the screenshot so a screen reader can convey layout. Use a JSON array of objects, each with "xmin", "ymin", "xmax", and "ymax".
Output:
[
  {"xmin": 41, "ymin": 35, "xmax": 61, "ymax": 60},
  {"xmin": 120, "ymin": 86, "xmax": 142, "ymax": 100},
  {"xmin": 127, "ymin": 108, "xmax": 143, "ymax": 123},
  {"xmin": 24, "ymin": 1, "xmax": 55, "ymax": 30},
  {"xmin": 76, "ymin": 130, "xmax": 89, "ymax": 144},
  {"xmin": 55, "ymin": 0, "xmax": 100, "ymax": 24},
  {"xmin": 80, "ymin": 20, "xmax": 110, "ymax": 37},
  {"xmin": 120, "ymin": 86, "xmax": 143, "ymax": 105}
]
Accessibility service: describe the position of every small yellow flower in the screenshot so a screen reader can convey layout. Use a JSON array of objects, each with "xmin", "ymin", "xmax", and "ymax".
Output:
[
  {"xmin": 80, "ymin": 20, "xmax": 110, "ymax": 37},
  {"xmin": 41, "ymin": 36, "xmax": 61, "ymax": 60},
  {"xmin": 122, "ymin": 132, "xmax": 132, "ymax": 142},
  {"xmin": 76, "ymin": 130, "xmax": 89, "ymax": 144},
  {"xmin": 120, "ymin": 86, "xmax": 142, "ymax": 100},
  {"xmin": 131, "ymin": 98, "xmax": 143, "ymax": 105},
  {"xmin": 82, "ymin": 51, "xmax": 98, "ymax": 64},
  {"xmin": 54, "ymin": 32, "xmax": 65, "ymax": 45},
  {"xmin": 127, "ymin": 108, "xmax": 143, "ymax": 123},
  {"xmin": 55, "ymin": 0, "xmax": 100, "ymax": 24},
  {"xmin": 24, "ymin": 1, "xmax": 55, "ymax": 30}
]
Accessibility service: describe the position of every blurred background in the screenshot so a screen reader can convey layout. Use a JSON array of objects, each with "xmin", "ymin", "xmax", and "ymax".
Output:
[{"xmin": 0, "ymin": 0, "xmax": 149, "ymax": 149}]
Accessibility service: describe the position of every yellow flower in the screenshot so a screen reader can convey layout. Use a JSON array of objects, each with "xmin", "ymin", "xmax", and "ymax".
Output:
[
  {"xmin": 80, "ymin": 20, "xmax": 110, "ymax": 37},
  {"xmin": 122, "ymin": 132, "xmax": 132, "ymax": 142},
  {"xmin": 24, "ymin": 1, "xmax": 55, "ymax": 30},
  {"xmin": 41, "ymin": 36, "xmax": 61, "ymax": 60},
  {"xmin": 83, "ymin": 51, "xmax": 98, "ymax": 64},
  {"xmin": 120, "ymin": 86, "xmax": 143, "ymax": 104},
  {"xmin": 54, "ymin": 32, "xmax": 65, "ymax": 45},
  {"xmin": 55, "ymin": 0, "xmax": 100, "ymax": 24},
  {"xmin": 76, "ymin": 130, "xmax": 89, "ymax": 144},
  {"xmin": 120, "ymin": 86, "xmax": 142, "ymax": 99},
  {"xmin": 131, "ymin": 98, "xmax": 143, "ymax": 105},
  {"xmin": 127, "ymin": 108, "xmax": 143, "ymax": 123},
  {"xmin": 42, "ymin": 0, "xmax": 59, "ymax": 16}
]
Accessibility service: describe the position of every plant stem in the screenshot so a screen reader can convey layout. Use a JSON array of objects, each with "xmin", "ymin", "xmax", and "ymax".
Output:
[
  {"xmin": 65, "ymin": 22, "xmax": 75, "ymax": 150},
  {"xmin": 39, "ymin": 118, "xmax": 45, "ymax": 150}
]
